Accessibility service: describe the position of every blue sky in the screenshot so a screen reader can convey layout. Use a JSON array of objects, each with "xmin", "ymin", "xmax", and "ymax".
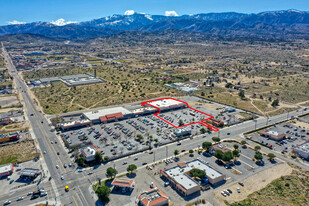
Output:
[{"xmin": 0, "ymin": 0, "xmax": 308, "ymax": 25}]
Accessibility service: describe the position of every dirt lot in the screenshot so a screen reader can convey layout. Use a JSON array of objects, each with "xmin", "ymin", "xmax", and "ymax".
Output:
[
  {"xmin": 0, "ymin": 139, "xmax": 39, "ymax": 165},
  {"xmin": 229, "ymin": 165, "xmax": 309, "ymax": 206},
  {"xmin": 215, "ymin": 162, "xmax": 293, "ymax": 205},
  {"xmin": 0, "ymin": 122, "xmax": 29, "ymax": 134},
  {"xmin": 290, "ymin": 120, "xmax": 309, "ymax": 130}
]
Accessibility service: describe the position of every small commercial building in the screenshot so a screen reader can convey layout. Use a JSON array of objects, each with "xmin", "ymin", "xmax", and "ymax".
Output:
[
  {"xmin": 138, "ymin": 187, "xmax": 169, "ymax": 206},
  {"xmin": 80, "ymin": 145, "xmax": 99, "ymax": 162},
  {"xmin": 174, "ymin": 127, "xmax": 191, "ymax": 137},
  {"xmin": 206, "ymin": 119, "xmax": 224, "ymax": 127},
  {"xmin": 210, "ymin": 145, "xmax": 231, "ymax": 154},
  {"xmin": 0, "ymin": 163, "xmax": 14, "ymax": 178},
  {"xmin": 132, "ymin": 107, "xmax": 158, "ymax": 116},
  {"xmin": 293, "ymin": 141, "xmax": 309, "ymax": 159},
  {"xmin": 20, "ymin": 168, "xmax": 41, "ymax": 179},
  {"xmin": 111, "ymin": 178, "xmax": 135, "ymax": 191},
  {"xmin": 161, "ymin": 158, "xmax": 225, "ymax": 196},
  {"xmin": 260, "ymin": 128, "xmax": 286, "ymax": 141}
]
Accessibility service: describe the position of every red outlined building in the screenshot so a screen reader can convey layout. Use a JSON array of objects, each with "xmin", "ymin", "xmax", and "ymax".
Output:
[{"xmin": 141, "ymin": 97, "xmax": 219, "ymax": 132}]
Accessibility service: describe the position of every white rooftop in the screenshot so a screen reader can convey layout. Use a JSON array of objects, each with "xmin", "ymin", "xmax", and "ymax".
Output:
[
  {"xmin": 147, "ymin": 99, "xmax": 186, "ymax": 109},
  {"xmin": 295, "ymin": 142, "xmax": 309, "ymax": 153},
  {"xmin": 165, "ymin": 159, "xmax": 224, "ymax": 190},
  {"xmin": 83, "ymin": 107, "xmax": 132, "ymax": 121},
  {"xmin": 266, "ymin": 130, "xmax": 279, "ymax": 136},
  {"xmin": 0, "ymin": 163, "xmax": 12, "ymax": 174}
]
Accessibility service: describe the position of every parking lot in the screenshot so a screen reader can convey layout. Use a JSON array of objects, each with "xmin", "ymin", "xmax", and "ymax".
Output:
[
  {"xmin": 247, "ymin": 121, "xmax": 309, "ymax": 154},
  {"xmin": 59, "ymin": 96, "xmax": 253, "ymax": 159}
]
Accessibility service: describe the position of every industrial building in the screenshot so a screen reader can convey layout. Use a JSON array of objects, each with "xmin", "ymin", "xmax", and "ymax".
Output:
[
  {"xmin": 260, "ymin": 128, "xmax": 286, "ymax": 141},
  {"xmin": 0, "ymin": 132, "xmax": 20, "ymax": 143},
  {"xmin": 83, "ymin": 107, "xmax": 133, "ymax": 124},
  {"xmin": 0, "ymin": 163, "xmax": 14, "ymax": 178},
  {"xmin": 160, "ymin": 158, "xmax": 225, "ymax": 196},
  {"xmin": 138, "ymin": 187, "xmax": 169, "ymax": 206},
  {"xmin": 111, "ymin": 178, "xmax": 135, "ymax": 191},
  {"xmin": 146, "ymin": 99, "xmax": 187, "ymax": 111},
  {"xmin": 174, "ymin": 127, "xmax": 191, "ymax": 137},
  {"xmin": 59, "ymin": 119, "xmax": 92, "ymax": 130},
  {"xmin": 293, "ymin": 141, "xmax": 309, "ymax": 159},
  {"xmin": 20, "ymin": 168, "xmax": 41, "ymax": 179},
  {"xmin": 80, "ymin": 145, "xmax": 99, "ymax": 162}
]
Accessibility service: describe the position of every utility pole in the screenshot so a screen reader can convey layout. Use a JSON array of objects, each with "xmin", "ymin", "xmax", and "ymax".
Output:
[
  {"xmin": 254, "ymin": 120, "xmax": 257, "ymax": 130},
  {"xmin": 287, "ymin": 111, "xmax": 290, "ymax": 120},
  {"xmin": 153, "ymin": 151, "xmax": 155, "ymax": 162},
  {"xmin": 166, "ymin": 146, "xmax": 168, "ymax": 160}
]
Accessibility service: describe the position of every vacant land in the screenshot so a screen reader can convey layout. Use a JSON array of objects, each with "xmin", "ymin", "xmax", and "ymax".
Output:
[
  {"xmin": 215, "ymin": 162, "xmax": 293, "ymax": 205},
  {"xmin": 229, "ymin": 166, "xmax": 309, "ymax": 206},
  {"xmin": 0, "ymin": 122, "xmax": 29, "ymax": 134},
  {"xmin": 29, "ymin": 66, "xmax": 183, "ymax": 114},
  {"xmin": 0, "ymin": 139, "xmax": 38, "ymax": 165}
]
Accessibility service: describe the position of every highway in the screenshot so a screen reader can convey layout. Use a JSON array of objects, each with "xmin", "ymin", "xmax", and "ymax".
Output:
[{"xmin": 1, "ymin": 44, "xmax": 308, "ymax": 205}]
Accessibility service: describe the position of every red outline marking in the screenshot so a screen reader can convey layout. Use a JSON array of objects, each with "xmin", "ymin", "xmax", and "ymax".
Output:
[{"xmin": 141, "ymin": 97, "xmax": 219, "ymax": 132}]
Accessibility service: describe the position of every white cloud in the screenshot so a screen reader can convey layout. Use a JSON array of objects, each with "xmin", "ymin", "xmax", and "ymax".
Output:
[
  {"xmin": 50, "ymin": 18, "xmax": 77, "ymax": 26},
  {"xmin": 165, "ymin": 11, "xmax": 178, "ymax": 17},
  {"xmin": 8, "ymin": 20, "xmax": 26, "ymax": 25},
  {"xmin": 124, "ymin": 10, "xmax": 135, "ymax": 15}
]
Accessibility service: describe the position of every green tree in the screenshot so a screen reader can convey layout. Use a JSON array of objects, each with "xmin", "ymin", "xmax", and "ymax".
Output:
[
  {"xmin": 202, "ymin": 141, "xmax": 212, "ymax": 153},
  {"xmin": 200, "ymin": 128, "xmax": 206, "ymax": 134},
  {"xmin": 106, "ymin": 167, "xmax": 118, "ymax": 179},
  {"xmin": 201, "ymin": 91, "xmax": 205, "ymax": 96},
  {"xmin": 233, "ymin": 144, "xmax": 239, "ymax": 150},
  {"xmin": 222, "ymin": 151, "xmax": 234, "ymax": 162},
  {"xmin": 190, "ymin": 168, "xmax": 206, "ymax": 178},
  {"xmin": 267, "ymin": 153, "xmax": 276, "ymax": 161},
  {"xmin": 189, "ymin": 149, "xmax": 194, "ymax": 155},
  {"xmin": 95, "ymin": 152, "xmax": 102, "ymax": 164},
  {"xmin": 232, "ymin": 150, "xmax": 240, "ymax": 159},
  {"xmin": 254, "ymin": 145, "xmax": 261, "ymax": 152},
  {"xmin": 254, "ymin": 153, "xmax": 263, "ymax": 161},
  {"xmin": 212, "ymin": 137, "xmax": 221, "ymax": 142},
  {"xmin": 127, "ymin": 164, "xmax": 137, "ymax": 174},
  {"xmin": 271, "ymin": 99, "xmax": 279, "ymax": 107},
  {"xmin": 178, "ymin": 120, "xmax": 184, "ymax": 126},
  {"xmin": 241, "ymin": 140, "xmax": 247, "ymax": 145},
  {"xmin": 76, "ymin": 156, "xmax": 86, "ymax": 167},
  {"xmin": 103, "ymin": 156, "xmax": 109, "ymax": 161},
  {"xmin": 174, "ymin": 149, "xmax": 179, "ymax": 157},
  {"xmin": 214, "ymin": 150, "xmax": 224, "ymax": 160},
  {"xmin": 96, "ymin": 185, "xmax": 111, "ymax": 202},
  {"xmin": 238, "ymin": 89, "xmax": 245, "ymax": 99}
]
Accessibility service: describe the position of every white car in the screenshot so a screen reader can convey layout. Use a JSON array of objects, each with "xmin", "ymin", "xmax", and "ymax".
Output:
[
  {"xmin": 237, "ymin": 187, "xmax": 240, "ymax": 193},
  {"xmin": 56, "ymin": 165, "xmax": 59, "ymax": 169},
  {"xmin": 61, "ymin": 176, "xmax": 64, "ymax": 180},
  {"xmin": 221, "ymin": 191, "xmax": 226, "ymax": 197},
  {"xmin": 43, "ymin": 151, "xmax": 46, "ymax": 154},
  {"xmin": 17, "ymin": 197, "xmax": 24, "ymax": 201}
]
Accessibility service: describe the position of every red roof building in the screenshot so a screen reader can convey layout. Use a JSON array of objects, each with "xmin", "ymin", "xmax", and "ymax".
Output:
[
  {"xmin": 0, "ymin": 163, "xmax": 14, "ymax": 178},
  {"xmin": 111, "ymin": 178, "xmax": 135, "ymax": 189},
  {"xmin": 100, "ymin": 112, "xmax": 124, "ymax": 123},
  {"xmin": 138, "ymin": 187, "xmax": 169, "ymax": 206}
]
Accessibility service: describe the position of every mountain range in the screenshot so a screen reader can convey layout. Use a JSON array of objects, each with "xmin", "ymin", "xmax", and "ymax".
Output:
[{"xmin": 0, "ymin": 9, "xmax": 308, "ymax": 40}]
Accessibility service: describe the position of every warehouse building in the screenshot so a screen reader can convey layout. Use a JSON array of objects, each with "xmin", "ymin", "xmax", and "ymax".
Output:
[
  {"xmin": 83, "ymin": 107, "xmax": 133, "ymax": 123},
  {"xmin": 138, "ymin": 187, "xmax": 169, "ymax": 206},
  {"xmin": 293, "ymin": 141, "xmax": 309, "ymax": 159},
  {"xmin": 161, "ymin": 158, "xmax": 225, "ymax": 196},
  {"xmin": 0, "ymin": 163, "xmax": 14, "ymax": 178},
  {"xmin": 0, "ymin": 132, "xmax": 20, "ymax": 143}
]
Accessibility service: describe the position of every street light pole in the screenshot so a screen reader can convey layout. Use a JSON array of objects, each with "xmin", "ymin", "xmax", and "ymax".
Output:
[{"xmin": 166, "ymin": 146, "xmax": 168, "ymax": 159}]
